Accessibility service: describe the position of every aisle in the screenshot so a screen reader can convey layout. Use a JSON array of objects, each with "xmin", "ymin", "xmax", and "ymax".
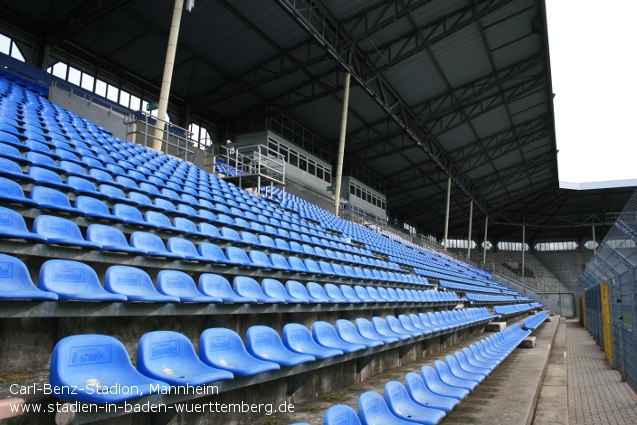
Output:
[{"xmin": 566, "ymin": 319, "xmax": 637, "ymax": 425}]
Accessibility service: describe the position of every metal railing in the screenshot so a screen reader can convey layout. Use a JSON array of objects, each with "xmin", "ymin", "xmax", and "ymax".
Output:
[{"xmin": 124, "ymin": 111, "xmax": 195, "ymax": 163}]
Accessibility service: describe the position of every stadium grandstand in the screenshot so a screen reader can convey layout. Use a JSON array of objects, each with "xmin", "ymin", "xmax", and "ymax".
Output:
[{"xmin": 0, "ymin": 1, "xmax": 635, "ymax": 424}]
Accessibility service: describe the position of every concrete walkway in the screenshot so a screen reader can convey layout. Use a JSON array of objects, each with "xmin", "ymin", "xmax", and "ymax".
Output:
[{"xmin": 564, "ymin": 319, "xmax": 637, "ymax": 425}]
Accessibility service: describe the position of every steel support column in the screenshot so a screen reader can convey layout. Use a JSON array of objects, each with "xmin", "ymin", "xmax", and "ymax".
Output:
[
  {"xmin": 334, "ymin": 72, "xmax": 351, "ymax": 217},
  {"xmin": 443, "ymin": 176, "xmax": 451, "ymax": 250},
  {"xmin": 483, "ymin": 215, "xmax": 489, "ymax": 264},
  {"xmin": 467, "ymin": 199, "xmax": 473, "ymax": 260}
]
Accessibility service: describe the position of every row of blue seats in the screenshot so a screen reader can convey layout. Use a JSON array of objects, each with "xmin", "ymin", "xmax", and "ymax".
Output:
[
  {"xmin": 316, "ymin": 324, "xmax": 532, "ymax": 425},
  {"xmin": 466, "ymin": 292, "xmax": 531, "ymax": 303},
  {"xmin": 493, "ymin": 303, "xmax": 537, "ymax": 317},
  {"xmin": 522, "ymin": 311, "xmax": 550, "ymax": 331},
  {"xmin": 50, "ymin": 311, "xmax": 494, "ymax": 405},
  {"xmin": 439, "ymin": 280, "xmax": 515, "ymax": 296},
  {"xmin": 0, "ymin": 211, "xmax": 421, "ymax": 287},
  {"xmin": 0, "ymin": 72, "xmax": 48, "ymax": 96},
  {"xmin": 0, "ymin": 253, "xmax": 458, "ymax": 304}
]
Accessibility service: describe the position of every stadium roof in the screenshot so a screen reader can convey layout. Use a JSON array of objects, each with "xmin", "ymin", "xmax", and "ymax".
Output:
[{"xmin": 1, "ymin": 0, "xmax": 633, "ymax": 245}]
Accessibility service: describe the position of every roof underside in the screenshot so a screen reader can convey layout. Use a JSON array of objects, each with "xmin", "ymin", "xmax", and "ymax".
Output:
[{"xmin": 1, "ymin": 0, "xmax": 632, "ymax": 243}]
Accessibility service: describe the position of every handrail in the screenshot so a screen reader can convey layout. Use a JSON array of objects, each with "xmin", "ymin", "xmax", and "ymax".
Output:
[{"xmin": 124, "ymin": 111, "xmax": 195, "ymax": 163}]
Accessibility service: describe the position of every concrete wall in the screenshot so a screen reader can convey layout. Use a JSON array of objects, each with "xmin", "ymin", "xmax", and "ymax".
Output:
[{"xmin": 48, "ymin": 86, "xmax": 129, "ymax": 140}]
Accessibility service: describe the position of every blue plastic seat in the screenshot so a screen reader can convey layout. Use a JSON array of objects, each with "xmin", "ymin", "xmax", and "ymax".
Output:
[
  {"xmin": 324, "ymin": 405, "xmax": 362, "ymax": 425},
  {"xmin": 0, "ymin": 157, "xmax": 32, "ymax": 181},
  {"xmin": 306, "ymin": 281, "xmax": 330, "ymax": 303},
  {"xmin": 39, "ymin": 259, "xmax": 127, "ymax": 302},
  {"xmin": 456, "ymin": 349, "xmax": 495, "ymax": 373},
  {"xmin": 304, "ymin": 258, "xmax": 322, "ymax": 274},
  {"xmin": 199, "ymin": 328, "xmax": 280, "ymax": 376},
  {"xmin": 225, "ymin": 245, "xmax": 255, "ymax": 267},
  {"xmin": 262, "ymin": 278, "xmax": 300, "ymax": 303},
  {"xmin": 324, "ymin": 283, "xmax": 347, "ymax": 303},
  {"xmin": 386, "ymin": 315, "xmax": 421, "ymax": 338},
  {"xmin": 269, "ymin": 253, "xmax": 293, "ymax": 271},
  {"xmin": 166, "ymin": 237, "xmax": 206, "ymax": 261},
  {"xmin": 173, "ymin": 217, "xmax": 207, "ymax": 237},
  {"xmin": 354, "ymin": 286, "xmax": 375, "ymax": 302},
  {"xmin": 129, "ymin": 232, "xmax": 183, "ymax": 259},
  {"xmin": 157, "ymin": 269, "xmax": 222, "ymax": 302},
  {"xmin": 28, "ymin": 166, "xmax": 71, "ymax": 190},
  {"xmin": 249, "ymin": 250, "xmax": 276, "ymax": 269},
  {"xmin": 336, "ymin": 319, "xmax": 383, "ymax": 348},
  {"xmin": 281, "ymin": 280, "xmax": 315, "ymax": 303},
  {"xmin": 30, "ymin": 186, "xmax": 82, "ymax": 214},
  {"xmin": 0, "ymin": 253, "xmax": 58, "ymax": 300},
  {"xmin": 137, "ymin": 330, "xmax": 233, "ymax": 386},
  {"xmin": 75, "ymin": 196, "xmax": 119, "ymax": 221},
  {"xmin": 288, "ymin": 256, "xmax": 308, "ymax": 273},
  {"xmin": 420, "ymin": 366, "xmax": 469, "ymax": 400},
  {"xmin": 355, "ymin": 318, "xmax": 399, "ymax": 344},
  {"xmin": 246, "ymin": 325, "xmax": 315, "ymax": 366},
  {"xmin": 198, "ymin": 273, "xmax": 257, "ymax": 303},
  {"xmin": 195, "ymin": 242, "xmax": 231, "ymax": 265},
  {"xmin": 33, "ymin": 215, "xmax": 100, "ymax": 248},
  {"xmin": 144, "ymin": 211, "xmax": 176, "ymax": 231},
  {"xmin": 358, "ymin": 391, "xmax": 415, "ymax": 425},
  {"xmin": 445, "ymin": 355, "xmax": 486, "ymax": 382},
  {"xmin": 283, "ymin": 323, "xmax": 343, "ymax": 359},
  {"xmin": 372, "ymin": 317, "xmax": 411, "ymax": 341},
  {"xmin": 104, "ymin": 265, "xmax": 180, "ymax": 302},
  {"xmin": 0, "ymin": 206, "xmax": 45, "ymax": 241},
  {"xmin": 233, "ymin": 276, "xmax": 284, "ymax": 303},
  {"xmin": 50, "ymin": 334, "xmax": 170, "ymax": 403},
  {"xmin": 385, "ymin": 380, "xmax": 446, "ymax": 425},
  {"xmin": 404, "ymin": 372, "xmax": 459, "ymax": 413},
  {"xmin": 312, "ymin": 321, "xmax": 366, "ymax": 354},
  {"xmin": 0, "ymin": 176, "xmax": 37, "ymax": 206},
  {"xmin": 86, "ymin": 224, "xmax": 144, "ymax": 254},
  {"xmin": 433, "ymin": 360, "xmax": 478, "ymax": 391}
]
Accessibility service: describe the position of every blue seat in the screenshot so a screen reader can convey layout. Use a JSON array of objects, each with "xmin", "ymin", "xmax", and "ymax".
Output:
[
  {"xmin": 28, "ymin": 166, "xmax": 71, "ymax": 190},
  {"xmin": 144, "ymin": 211, "xmax": 176, "ymax": 231},
  {"xmin": 340, "ymin": 285, "xmax": 362, "ymax": 303},
  {"xmin": 324, "ymin": 283, "xmax": 347, "ymax": 303},
  {"xmin": 283, "ymin": 323, "xmax": 343, "ymax": 359},
  {"xmin": 105, "ymin": 265, "xmax": 180, "ymax": 302},
  {"xmin": 157, "ymin": 270, "xmax": 222, "ymax": 302},
  {"xmin": 0, "ymin": 157, "xmax": 32, "ymax": 181},
  {"xmin": 285, "ymin": 280, "xmax": 319, "ymax": 303},
  {"xmin": 304, "ymin": 258, "xmax": 322, "ymax": 274},
  {"xmin": 0, "ymin": 206, "xmax": 45, "ymax": 241},
  {"xmin": 224, "ymin": 245, "xmax": 255, "ymax": 267},
  {"xmin": 233, "ymin": 276, "xmax": 284, "ymax": 303},
  {"xmin": 137, "ymin": 330, "xmax": 233, "ymax": 387},
  {"xmin": 288, "ymin": 256, "xmax": 308, "ymax": 273},
  {"xmin": 199, "ymin": 328, "xmax": 280, "ymax": 376},
  {"xmin": 0, "ymin": 142, "xmax": 30, "ymax": 164},
  {"xmin": 404, "ymin": 372, "xmax": 459, "ymax": 413},
  {"xmin": 355, "ymin": 318, "xmax": 399, "ymax": 344},
  {"xmin": 522, "ymin": 311, "xmax": 549, "ymax": 330},
  {"xmin": 433, "ymin": 360, "xmax": 478, "ymax": 391},
  {"xmin": 306, "ymin": 282, "xmax": 330, "ymax": 303},
  {"xmin": 39, "ymin": 259, "xmax": 127, "ymax": 302},
  {"xmin": 358, "ymin": 391, "xmax": 415, "ymax": 425},
  {"xmin": 324, "ymin": 405, "xmax": 362, "ymax": 425},
  {"xmin": 384, "ymin": 381, "xmax": 446, "ymax": 425},
  {"xmin": 249, "ymin": 250, "xmax": 276, "ymax": 269},
  {"xmin": 50, "ymin": 334, "xmax": 170, "ymax": 403},
  {"xmin": 420, "ymin": 366, "xmax": 470, "ymax": 400},
  {"xmin": 262, "ymin": 278, "xmax": 301, "ymax": 303},
  {"xmin": 30, "ymin": 186, "xmax": 82, "ymax": 214},
  {"xmin": 372, "ymin": 317, "xmax": 411, "ymax": 341},
  {"xmin": 0, "ymin": 253, "xmax": 58, "ymax": 300},
  {"xmin": 166, "ymin": 237, "xmax": 205, "ymax": 261},
  {"xmin": 456, "ymin": 350, "xmax": 495, "ymax": 374},
  {"xmin": 196, "ymin": 242, "xmax": 233, "ymax": 265},
  {"xmin": 173, "ymin": 217, "xmax": 208, "ymax": 237},
  {"xmin": 336, "ymin": 319, "xmax": 383, "ymax": 348},
  {"xmin": 33, "ymin": 215, "xmax": 100, "ymax": 248},
  {"xmin": 445, "ymin": 355, "xmax": 486, "ymax": 382},
  {"xmin": 129, "ymin": 232, "xmax": 183, "ymax": 259},
  {"xmin": 270, "ymin": 253, "xmax": 293, "ymax": 271},
  {"xmin": 75, "ymin": 196, "xmax": 119, "ymax": 221},
  {"xmin": 86, "ymin": 224, "xmax": 144, "ymax": 254},
  {"xmin": 246, "ymin": 325, "xmax": 315, "ymax": 366},
  {"xmin": 386, "ymin": 315, "xmax": 421, "ymax": 338},
  {"xmin": 198, "ymin": 274, "xmax": 257, "ymax": 303},
  {"xmin": 355, "ymin": 286, "xmax": 375, "ymax": 302},
  {"xmin": 0, "ymin": 176, "xmax": 38, "ymax": 206},
  {"xmin": 312, "ymin": 321, "xmax": 366, "ymax": 354}
]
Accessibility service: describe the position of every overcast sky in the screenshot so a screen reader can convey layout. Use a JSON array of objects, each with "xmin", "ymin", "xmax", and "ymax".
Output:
[{"xmin": 546, "ymin": 0, "xmax": 637, "ymax": 184}]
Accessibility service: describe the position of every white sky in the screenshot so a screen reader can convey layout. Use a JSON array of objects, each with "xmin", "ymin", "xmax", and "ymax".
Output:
[{"xmin": 546, "ymin": 0, "xmax": 637, "ymax": 184}]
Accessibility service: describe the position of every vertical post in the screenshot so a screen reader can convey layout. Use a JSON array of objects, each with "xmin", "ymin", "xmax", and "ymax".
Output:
[
  {"xmin": 467, "ymin": 199, "xmax": 474, "ymax": 260},
  {"xmin": 443, "ymin": 176, "xmax": 452, "ymax": 251},
  {"xmin": 483, "ymin": 215, "xmax": 489, "ymax": 264},
  {"xmin": 522, "ymin": 223, "xmax": 526, "ymax": 278},
  {"xmin": 333, "ymin": 72, "xmax": 351, "ymax": 217},
  {"xmin": 153, "ymin": 0, "xmax": 185, "ymax": 151},
  {"xmin": 592, "ymin": 223, "xmax": 597, "ymax": 255}
]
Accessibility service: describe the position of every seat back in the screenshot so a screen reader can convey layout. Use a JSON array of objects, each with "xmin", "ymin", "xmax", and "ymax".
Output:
[
  {"xmin": 323, "ymin": 404, "xmax": 362, "ymax": 425},
  {"xmin": 166, "ymin": 237, "xmax": 199, "ymax": 258},
  {"xmin": 33, "ymin": 215, "xmax": 90, "ymax": 245},
  {"xmin": 0, "ymin": 253, "xmax": 58, "ymax": 300},
  {"xmin": 306, "ymin": 282, "xmax": 329, "ymax": 302},
  {"xmin": 156, "ymin": 269, "xmax": 209, "ymax": 300},
  {"xmin": 130, "ymin": 231, "xmax": 169, "ymax": 254}
]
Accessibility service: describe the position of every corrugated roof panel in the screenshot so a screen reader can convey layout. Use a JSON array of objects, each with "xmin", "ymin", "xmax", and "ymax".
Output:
[
  {"xmin": 429, "ymin": 24, "xmax": 492, "ymax": 87},
  {"xmin": 469, "ymin": 105, "xmax": 511, "ymax": 139},
  {"xmin": 511, "ymin": 104, "xmax": 547, "ymax": 126},
  {"xmin": 381, "ymin": 52, "xmax": 448, "ymax": 106},
  {"xmin": 483, "ymin": 5, "xmax": 535, "ymax": 52},
  {"xmin": 286, "ymin": 95, "xmax": 346, "ymax": 142},
  {"xmin": 492, "ymin": 34, "xmax": 541, "ymax": 69},
  {"xmin": 347, "ymin": 86, "xmax": 389, "ymax": 125},
  {"xmin": 508, "ymin": 91, "xmax": 546, "ymax": 114},
  {"xmin": 321, "ymin": 0, "xmax": 383, "ymax": 21},
  {"xmin": 437, "ymin": 124, "xmax": 477, "ymax": 152}
]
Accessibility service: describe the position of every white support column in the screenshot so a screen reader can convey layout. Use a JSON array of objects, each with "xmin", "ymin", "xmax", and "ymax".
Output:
[
  {"xmin": 522, "ymin": 223, "xmax": 526, "ymax": 278},
  {"xmin": 592, "ymin": 223, "xmax": 597, "ymax": 255},
  {"xmin": 483, "ymin": 215, "xmax": 489, "ymax": 264},
  {"xmin": 443, "ymin": 176, "xmax": 451, "ymax": 250},
  {"xmin": 467, "ymin": 199, "xmax": 473, "ymax": 260},
  {"xmin": 153, "ymin": 0, "xmax": 184, "ymax": 151},
  {"xmin": 333, "ymin": 72, "xmax": 351, "ymax": 217}
]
